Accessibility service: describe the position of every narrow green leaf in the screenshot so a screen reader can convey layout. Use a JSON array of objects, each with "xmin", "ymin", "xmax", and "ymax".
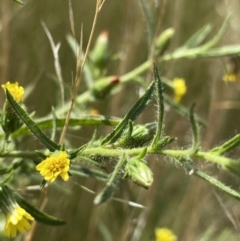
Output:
[
  {"xmin": 137, "ymin": 147, "xmax": 147, "ymax": 159},
  {"xmin": 151, "ymin": 64, "xmax": 164, "ymax": 149},
  {"xmin": 76, "ymin": 156, "xmax": 104, "ymax": 168},
  {"xmin": 98, "ymin": 222, "xmax": 114, "ymax": 241},
  {"xmin": 70, "ymin": 165, "xmax": 108, "ymax": 182},
  {"xmin": 2, "ymin": 171, "xmax": 13, "ymax": 184},
  {"xmin": 180, "ymin": 24, "xmax": 212, "ymax": 49},
  {"xmin": 11, "ymin": 0, "xmax": 24, "ymax": 5},
  {"xmin": 164, "ymin": 95, "xmax": 207, "ymax": 127},
  {"xmin": 155, "ymin": 28, "xmax": 175, "ymax": 55},
  {"xmin": 10, "ymin": 116, "xmax": 120, "ymax": 139},
  {"xmin": 211, "ymin": 134, "xmax": 240, "ymax": 155},
  {"xmin": 197, "ymin": 227, "xmax": 215, "ymax": 241},
  {"xmin": 126, "ymin": 120, "xmax": 134, "ymax": 139},
  {"xmin": 66, "ymin": 34, "xmax": 79, "ymax": 57},
  {"xmin": 69, "ymin": 144, "xmax": 87, "ymax": 159},
  {"xmin": 0, "ymin": 159, "xmax": 22, "ymax": 175},
  {"xmin": 40, "ymin": 179, "xmax": 48, "ymax": 189},
  {"xmin": 51, "ymin": 107, "xmax": 57, "ymax": 142},
  {"xmin": 197, "ymin": 45, "xmax": 240, "ymax": 58},
  {"xmin": 6, "ymin": 90, "xmax": 60, "ymax": 151},
  {"xmin": 193, "ymin": 169, "xmax": 240, "ymax": 201},
  {"xmin": 101, "ymin": 81, "xmax": 155, "ymax": 145},
  {"xmin": 0, "ymin": 166, "xmax": 13, "ymax": 175},
  {"xmin": 197, "ymin": 15, "xmax": 232, "ymax": 52},
  {"xmin": 94, "ymin": 154, "xmax": 126, "ymax": 205},
  {"xmin": 157, "ymin": 136, "xmax": 176, "ymax": 149},
  {"xmin": 14, "ymin": 192, "xmax": 65, "ymax": 225},
  {"xmin": 161, "ymin": 16, "xmax": 233, "ymax": 61},
  {"xmin": 115, "ymin": 122, "xmax": 156, "ymax": 148},
  {"xmin": 189, "ymin": 104, "xmax": 199, "ymax": 154},
  {"xmin": 66, "ymin": 34, "xmax": 94, "ymax": 88}
]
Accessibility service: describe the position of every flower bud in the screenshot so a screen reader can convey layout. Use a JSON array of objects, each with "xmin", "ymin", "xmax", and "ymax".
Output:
[
  {"xmin": 125, "ymin": 158, "xmax": 153, "ymax": 189},
  {"xmin": 90, "ymin": 31, "xmax": 109, "ymax": 70},
  {"xmin": 91, "ymin": 76, "xmax": 120, "ymax": 99},
  {"xmin": 116, "ymin": 123, "xmax": 156, "ymax": 148},
  {"xmin": 1, "ymin": 82, "xmax": 24, "ymax": 139},
  {"xmin": 156, "ymin": 28, "xmax": 174, "ymax": 55}
]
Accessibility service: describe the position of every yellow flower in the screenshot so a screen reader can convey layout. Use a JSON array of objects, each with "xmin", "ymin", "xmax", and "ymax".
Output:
[
  {"xmin": 36, "ymin": 151, "xmax": 70, "ymax": 182},
  {"xmin": 4, "ymin": 205, "xmax": 34, "ymax": 238},
  {"xmin": 90, "ymin": 108, "xmax": 100, "ymax": 115},
  {"xmin": 2, "ymin": 82, "xmax": 24, "ymax": 102},
  {"xmin": 172, "ymin": 78, "xmax": 187, "ymax": 102},
  {"xmin": 155, "ymin": 228, "xmax": 177, "ymax": 241},
  {"xmin": 223, "ymin": 73, "xmax": 239, "ymax": 82}
]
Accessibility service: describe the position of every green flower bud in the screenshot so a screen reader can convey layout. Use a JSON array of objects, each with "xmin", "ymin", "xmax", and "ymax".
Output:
[
  {"xmin": 1, "ymin": 103, "xmax": 23, "ymax": 139},
  {"xmin": 155, "ymin": 28, "xmax": 174, "ymax": 55},
  {"xmin": 116, "ymin": 122, "xmax": 156, "ymax": 148},
  {"xmin": 1, "ymin": 82, "xmax": 24, "ymax": 139},
  {"xmin": 90, "ymin": 31, "xmax": 109, "ymax": 70},
  {"xmin": 125, "ymin": 158, "xmax": 153, "ymax": 189},
  {"xmin": 91, "ymin": 76, "xmax": 120, "ymax": 99}
]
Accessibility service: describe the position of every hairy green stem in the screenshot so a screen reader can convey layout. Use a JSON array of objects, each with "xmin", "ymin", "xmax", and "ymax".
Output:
[{"xmin": 0, "ymin": 147, "xmax": 237, "ymax": 171}]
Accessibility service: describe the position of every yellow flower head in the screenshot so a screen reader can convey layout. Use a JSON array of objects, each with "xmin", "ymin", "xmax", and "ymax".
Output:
[
  {"xmin": 2, "ymin": 82, "xmax": 24, "ymax": 103},
  {"xmin": 155, "ymin": 228, "xmax": 177, "ymax": 241},
  {"xmin": 90, "ymin": 108, "xmax": 100, "ymax": 115},
  {"xmin": 36, "ymin": 151, "xmax": 70, "ymax": 182},
  {"xmin": 223, "ymin": 73, "xmax": 239, "ymax": 82},
  {"xmin": 4, "ymin": 204, "xmax": 34, "ymax": 238},
  {"xmin": 172, "ymin": 78, "xmax": 187, "ymax": 102}
]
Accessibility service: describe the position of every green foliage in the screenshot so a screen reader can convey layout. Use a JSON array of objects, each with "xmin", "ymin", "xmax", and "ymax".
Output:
[{"xmin": 1, "ymin": 4, "xmax": 240, "ymax": 240}]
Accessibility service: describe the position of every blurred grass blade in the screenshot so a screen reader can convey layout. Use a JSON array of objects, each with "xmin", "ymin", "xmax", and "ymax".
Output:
[
  {"xmin": 11, "ymin": 0, "xmax": 24, "ymax": 4},
  {"xmin": 138, "ymin": 0, "xmax": 155, "ymax": 48},
  {"xmin": 161, "ymin": 16, "xmax": 232, "ymax": 61},
  {"xmin": 101, "ymin": 81, "xmax": 155, "ymax": 145},
  {"xmin": 51, "ymin": 107, "xmax": 57, "ymax": 142},
  {"xmin": 155, "ymin": 28, "xmax": 175, "ymax": 55},
  {"xmin": 66, "ymin": 34, "xmax": 79, "ymax": 56},
  {"xmin": 14, "ymin": 191, "xmax": 65, "ymax": 225},
  {"xmin": 68, "ymin": 0, "xmax": 76, "ymax": 38},
  {"xmin": 197, "ymin": 15, "xmax": 232, "ymax": 52},
  {"xmin": 197, "ymin": 45, "xmax": 240, "ymax": 58},
  {"xmin": 197, "ymin": 227, "xmax": 215, "ymax": 241},
  {"xmin": 161, "ymin": 45, "xmax": 240, "ymax": 60},
  {"xmin": 151, "ymin": 64, "xmax": 164, "ymax": 149},
  {"xmin": 180, "ymin": 24, "xmax": 212, "ymax": 49},
  {"xmin": 70, "ymin": 165, "xmax": 108, "ymax": 182},
  {"xmin": 98, "ymin": 222, "xmax": 114, "ymax": 241},
  {"xmin": 6, "ymin": 90, "xmax": 60, "ymax": 151},
  {"xmin": 94, "ymin": 154, "xmax": 126, "ymax": 205},
  {"xmin": 66, "ymin": 34, "xmax": 94, "ymax": 88}
]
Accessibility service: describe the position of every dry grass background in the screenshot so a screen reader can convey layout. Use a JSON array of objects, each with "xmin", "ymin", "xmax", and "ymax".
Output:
[{"xmin": 1, "ymin": 0, "xmax": 240, "ymax": 240}]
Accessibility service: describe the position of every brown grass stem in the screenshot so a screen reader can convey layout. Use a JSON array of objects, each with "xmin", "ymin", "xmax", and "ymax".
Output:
[{"xmin": 59, "ymin": 0, "xmax": 105, "ymax": 145}]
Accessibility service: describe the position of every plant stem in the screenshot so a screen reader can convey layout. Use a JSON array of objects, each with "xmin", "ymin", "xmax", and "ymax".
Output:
[{"xmin": 59, "ymin": 0, "xmax": 104, "ymax": 144}]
